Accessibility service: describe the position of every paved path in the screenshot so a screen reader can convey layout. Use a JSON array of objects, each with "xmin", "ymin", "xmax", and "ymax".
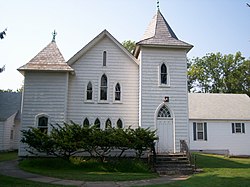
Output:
[{"xmin": 0, "ymin": 160, "xmax": 189, "ymax": 187}]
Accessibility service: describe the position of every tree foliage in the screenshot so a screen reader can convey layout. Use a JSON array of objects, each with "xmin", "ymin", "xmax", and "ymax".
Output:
[
  {"xmin": 21, "ymin": 122, "xmax": 157, "ymax": 161},
  {"xmin": 188, "ymin": 52, "xmax": 250, "ymax": 96},
  {"xmin": 122, "ymin": 40, "xmax": 136, "ymax": 54}
]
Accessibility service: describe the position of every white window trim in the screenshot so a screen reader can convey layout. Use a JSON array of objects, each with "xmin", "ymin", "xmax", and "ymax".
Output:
[
  {"xmin": 232, "ymin": 123, "xmax": 245, "ymax": 134},
  {"xmin": 158, "ymin": 62, "xmax": 170, "ymax": 87},
  {"xmin": 196, "ymin": 122, "xmax": 205, "ymax": 141},
  {"xmin": 34, "ymin": 113, "xmax": 50, "ymax": 133},
  {"xmin": 113, "ymin": 82, "xmax": 123, "ymax": 104},
  {"xmin": 98, "ymin": 73, "xmax": 109, "ymax": 103},
  {"xmin": 116, "ymin": 118, "xmax": 124, "ymax": 129},
  {"xmin": 85, "ymin": 81, "xmax": 94, "ymax": 103}
]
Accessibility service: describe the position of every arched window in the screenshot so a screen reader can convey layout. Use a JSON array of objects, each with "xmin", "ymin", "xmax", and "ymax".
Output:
[
  {"xmin": 161, "ymin": 64, "xmax": 167, "ymax": 84},
  {"xmin": 115, "ymin": 83, "xmax": 121, "ymax": 101},
  {"xmin": 103, "ymin": 51, "xmax": 107, "ymax": 66},
  {"xmin": 116, "ymin": 119, "xmax": 123, "ymax": 128},
  {"xmin": 157, "ymin": 105, "xmax": 171, "ymax": 118},
  {"xmin": 94, "ymin": 118, "xmax": 101, "ymax": 129},
  {"xmin": 86, "ymin": 82, "xmax": 93, "ymax": 100},
  {"xmin": 38, "ymin": 115, "xmax": 48, "ymax": 133},
  {"xmin": 83, "ymin": 118, "xmax": 90, "ymax": 127},
  {"xmin": 105, "ymin": 118, "xmax": 112, "ymax": 129},
  {"xmin": 100, "ymin": 74, "xmax": 108, "ymax": 100}
]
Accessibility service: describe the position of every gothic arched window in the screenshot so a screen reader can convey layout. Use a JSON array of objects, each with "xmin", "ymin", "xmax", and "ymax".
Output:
[
  {"xmin": 116, "ymin": 119, "xmax": 123, "ymax": 128},
  {"xmin": 86, "ymin": 82, "xmax": 93, "ymax": 100},
  {"xmin": 157, "ymin": 105, "xmax": 171, "ymax": 118},
  {"xmin": 161, "ymin": 64, "xmax": 167, "ymax": 85},
  {"xmin": 83, "ymin": 118, "xmax": 90, "ymax": 127},
  {"xmin": 94, "ymin": 118, "xmax": 101, "ymax": 129},
  {"xmin": 100, "ymin": 74, "xmax": 108, "ymax": 100},
  {"xmin": 115, "ymin": 83, "xmax": 121, "ymax": 101},
  {"xmin": 105, "ymin": 118, "xmax": 112, "ymax": 129}
]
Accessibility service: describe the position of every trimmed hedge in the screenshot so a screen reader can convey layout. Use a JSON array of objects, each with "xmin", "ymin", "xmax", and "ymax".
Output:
[{"xmin": 21, "ymin": 121, "xmax": 157, "ymax": 161}]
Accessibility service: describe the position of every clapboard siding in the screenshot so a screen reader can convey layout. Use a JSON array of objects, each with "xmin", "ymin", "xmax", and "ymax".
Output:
[
  {"xmin": 140, "ymin": 47, "xmax": 189, "ymax": 151},
  {"xmin": 0, "ymin": 122, "xmax": 3, "ymax": 150},
  {"xmin": 19, "ymin": 72, "xmax": 68, "ymax": 156},
  {"xmin": 67, "ymin": 36, "xmax": 139, "ymax": 128},
  {"xmin": 190, "ymin": 120, "xmax": 250, "ymax": 155}
]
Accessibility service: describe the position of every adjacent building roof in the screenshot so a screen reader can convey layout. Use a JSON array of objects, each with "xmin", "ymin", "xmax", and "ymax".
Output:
[
  {"xmin": 189, "ymin": 93, "xmax": 250, "ymax": 120},
  {"xmin": 0, "ymin": 92, "xmax": 22, "ymax": 121},
  {"xmin": 137, "ymin": 10, "xmax": 193, "ymax": 50},
  {"xmin": 18, "ymin": 41, "xmax": 74, "ymax": 73}
]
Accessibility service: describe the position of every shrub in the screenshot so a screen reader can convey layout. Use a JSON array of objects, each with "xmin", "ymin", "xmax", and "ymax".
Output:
[{"xmin": 21, "ymin": 122, "xmax": 157, "ymax": 160}]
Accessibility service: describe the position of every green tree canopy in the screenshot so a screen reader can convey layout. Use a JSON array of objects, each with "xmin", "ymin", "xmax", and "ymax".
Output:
[
  {"xmin": 122, "ymin": 40, "xmax": 136, "ymax": 54},
  {"xmin": 188, "ymin": 52, "xmax": 250, "ymax": 96}
]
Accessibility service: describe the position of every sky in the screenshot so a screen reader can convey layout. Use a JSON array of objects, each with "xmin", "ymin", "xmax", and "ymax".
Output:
[{"xmin": 0, "ymin": 0, "xmax": 249, "ymax": 90}]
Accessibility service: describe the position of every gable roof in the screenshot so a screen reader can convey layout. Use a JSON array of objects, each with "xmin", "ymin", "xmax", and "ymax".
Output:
[
  {"xmin": 18, "ymin": 41, "xmax": 74, "ymax": 73},
  {"xmin": 188, "ymin": 93, "xmax": 250, "ymax": 120},
  {"xmin": 137, "ymin": 10, "xmax": 193, "ymax": 49},
  {"xmin": 67, "ymin": 29, "xmax": 139, "ymax": 65},
  {"xmin": 0, "ymin": 92, "xmax": 22, "ymax": 121}
]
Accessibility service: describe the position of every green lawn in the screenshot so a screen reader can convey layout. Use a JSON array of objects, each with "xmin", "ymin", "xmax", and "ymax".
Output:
[
  {"xmin": 0, "ymin": 151, "xmax": 18, "ymax": 161},
  {"xmin": 145, "ymin": 153, "xmax": 250, "ymax": 187},
  {"xmin": 19, "ymin": 157, "xmax": 158, "ymax": 181},
  {"xmin": 0, "ymin": 151, "xmax": 73, "ymax": 187}
]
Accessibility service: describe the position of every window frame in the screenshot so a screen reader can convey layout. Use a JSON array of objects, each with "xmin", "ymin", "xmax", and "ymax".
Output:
[
  {"xmin": 35, "ymin": 113, "xmax": 50, "ymax": 134},
  {"xmin": 193, "ymin": 122, "xmax": 207, "ymax": 141},
  {"xmin": 232, "ymin": 123, "xmax": 245, "ymax": 134},
  {"xmin": 113, "ymin": 82, "xmax": 122, "ymax": 103},
  {"xmin": 103, "ymin": 51, "xmax": 107, "ymax": 67},
  {"xmin": 116, "ymin": 118, "xmax": 123, "ymax": 129},
  {"xmin": 158, "ymin": 62, "xmax": 170, "ymax": 87},
  {"xmin": 99, "ymin": 74, "xmax": 109, "ymax": 103},
  {"xmin": 85, "ymin": 81, "xmax": 94, "ymax": 103}
]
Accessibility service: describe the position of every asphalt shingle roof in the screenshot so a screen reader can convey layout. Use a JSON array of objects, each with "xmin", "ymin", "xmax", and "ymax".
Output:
[
  {"xmin": 189, "ymin": 93, "xmax": 250, "ymax": 120},
  {"xmin": 0, "ymin": 92, "xmax": 22, "ymax": 121},
  {"xmin": 137, "ymin": 10, "xmax": 193, "ymax": 50},
  {"xmin": 18, "ymin": 42, "xmax": 74, "ymax": 72}
]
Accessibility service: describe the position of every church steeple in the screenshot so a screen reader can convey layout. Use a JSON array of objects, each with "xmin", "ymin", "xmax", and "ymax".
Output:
[{"xmin": 136, "ymin": 9, "xmax": 193, "ymax": 51}]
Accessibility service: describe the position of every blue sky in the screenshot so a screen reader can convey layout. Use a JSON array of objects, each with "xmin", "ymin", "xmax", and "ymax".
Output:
[{"xmin": 0, "ymin": 0, "xmax": 249, "ymax": 90}]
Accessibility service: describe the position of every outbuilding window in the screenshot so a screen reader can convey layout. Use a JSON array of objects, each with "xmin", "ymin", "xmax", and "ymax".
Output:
[
  {"xmin": 193, "ymin": 122, "xmax": 207, "ymax": 141},
  {"xmin": 232, "ymin": 123, "xmax": 245, "ymax": 134}
]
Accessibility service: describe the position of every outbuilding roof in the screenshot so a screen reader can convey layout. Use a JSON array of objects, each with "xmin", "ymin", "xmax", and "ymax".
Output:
[
  {"xmin": 18, "ymin": 41, "xmax": 74, "ymax": 73},
  {"xmin": 189, "ymin": 93, "xmax": 250, "ymax": 120},
  {"xmin": 0, "ymin": 92, "xmax": 22, "ymax": 121}
]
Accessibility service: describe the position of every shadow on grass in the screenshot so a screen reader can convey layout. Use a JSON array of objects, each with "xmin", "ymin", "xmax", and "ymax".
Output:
[{"xmin": 195, "ymin": 153, "xmax": 250, "ymax": 169}]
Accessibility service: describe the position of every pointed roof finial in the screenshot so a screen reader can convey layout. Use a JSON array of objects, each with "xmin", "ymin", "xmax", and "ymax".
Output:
[
  {"xmin": 157, "ymin": 0, "xmax": 160, "ymax": 10},
  {"xmin": 52, "ymin": 30, "xmax": 57, "ymax": 42}
]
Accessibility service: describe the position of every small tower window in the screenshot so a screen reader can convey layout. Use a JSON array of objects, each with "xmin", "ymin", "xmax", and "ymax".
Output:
[
  {"xmin": 83, "ymin": 118, "xmax": 90, "ymax": 127},
  {"xmin": 94, "ymin": 118, "xmax": 101, "ymax": 129},
  {"xmin": 100, "ymin": 74, "xmax": 108, "ymax": 100},
  {"xmin": 115, "ymin": 83, "xmax": 121, "ymax": 101},
  {"xmin": 86, "ymin": 82, "xmax": 93, "ymax": 100},
  {"xmin": 161, "ymin": 64, "xmax": 167, "ymax": 84},
  {"xmin": 105, "ymin": 118, "xmax": 112, "ymax": 129},
  {"xmin": 116, "ymin": 119, "xmax": 123, "ymax": 129},
  {"xmin": 103, "ymin": 51, "xmax": 107, "ymax": 66},
  {"xmin": 38, "ymin": 116, "xmax": 48, "ymax": 133}
]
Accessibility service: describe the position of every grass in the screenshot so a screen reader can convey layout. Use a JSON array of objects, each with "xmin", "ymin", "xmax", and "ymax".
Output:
[
  {"xmin": 0, "ymin": 151, "xmax": 72, "ymax": 187},
  {"xmin": 145, "ymin": 153, "xmax": 250, "ymax": 187},
  {"xmin": 19, "ymin": 157, "xmax": 158, "ymax": 181},
  {"xmin": 0, "ymin": 150, "xmax": 18, "ymax": 161}
]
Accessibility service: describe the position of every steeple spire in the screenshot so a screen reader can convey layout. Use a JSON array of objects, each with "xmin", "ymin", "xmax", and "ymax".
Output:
[{"xmin": 52, "ymin": 30, "xmax": 57, "ymax": 42}]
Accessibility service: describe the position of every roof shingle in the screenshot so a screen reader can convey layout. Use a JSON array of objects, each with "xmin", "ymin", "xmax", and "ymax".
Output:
[
  {"xmin": 189, "ymin": 93, "xmax": 250, "ymax": 120},
  {"xmin": 137, "ymin": 10, "xmax": 193, "ymax": 50},
  {"xmin": 18, "ymin": 42, "xmax": 74, "ymax": 72}
]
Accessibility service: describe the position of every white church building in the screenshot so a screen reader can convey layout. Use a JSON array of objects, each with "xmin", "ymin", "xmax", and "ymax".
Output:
[{"xmin": 18, "ymin": 9, "xmax": 250, "ymax": 156}]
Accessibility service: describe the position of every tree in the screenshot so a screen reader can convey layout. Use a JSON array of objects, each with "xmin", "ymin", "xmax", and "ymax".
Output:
[
  {"xmin": 188, "ymin": 52, "xmax": 250, "ymax": 96},
  {"xmin": 122, "ymin": 40, "xmax": 136, "ymax": 54}
]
